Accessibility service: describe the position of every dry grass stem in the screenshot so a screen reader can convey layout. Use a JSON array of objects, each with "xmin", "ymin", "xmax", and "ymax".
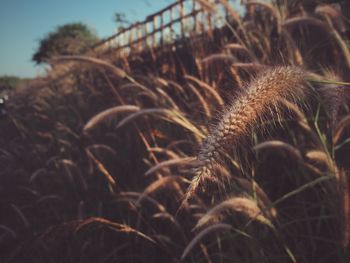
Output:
[
  {"xmin": 83, "ymin": 105, "xmax": 140, "ymax": 131},
  {"xmin": 194, "ymin": 197, "xmax": 274, "ymax": 231},
  {"xmin": 183, "ymin": 66, "xmax": 307, "ymax": 205}
]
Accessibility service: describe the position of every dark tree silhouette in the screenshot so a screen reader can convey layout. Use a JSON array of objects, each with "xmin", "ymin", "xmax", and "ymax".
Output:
[{"xmin": 32, "ymin": 22, "xmax": 99, "ymax": 64}]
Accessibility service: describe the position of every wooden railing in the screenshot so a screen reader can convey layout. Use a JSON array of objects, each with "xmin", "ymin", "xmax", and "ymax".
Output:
[{"xmin": 88, "ymin": 0, "xmax": 238, "ymax": 56}]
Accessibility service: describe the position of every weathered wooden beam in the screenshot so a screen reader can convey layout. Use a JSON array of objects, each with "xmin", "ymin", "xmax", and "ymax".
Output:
[
  {"xmin": 146, "ymin": 21, "xmax": 151, "ymax": 47},
  {"xmin": 180, "ymin": 0, "xmax": 185, "ymax": 36},
  {"xmin": 160, "ymin": 13, "xmax": 164, "ymax": 46},
  {"xmin": 152, "ymin": 15, "xmax": 157, "ymax": 47},
  {"xmin": 137, "ymin": 23, "xmax": 143, "ymax": 52},
  {"xmin": 193, "ymin": 0, "xmax": 197, "ymax": 32},
  {"xmin": 207, "ymin": 12, "xmax": 213, "ymax": 39}
]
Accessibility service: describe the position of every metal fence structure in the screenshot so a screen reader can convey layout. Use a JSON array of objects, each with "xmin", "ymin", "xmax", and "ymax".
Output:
[{"xmin": 89, "ymin": 0, "xmax": 240, "ymax": 57}]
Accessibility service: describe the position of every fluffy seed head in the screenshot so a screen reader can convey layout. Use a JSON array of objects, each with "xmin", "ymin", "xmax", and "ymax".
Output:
[
  {"xmin": 194, "ymin": 197, "xmax": 273, "ymax": 231},
  {"xmin": 183, "ymin": 66, "xmax": 307, "ymax": 205},
  {"xmin": 199, "ymin": 66, "xmax": 306, "ymax": 165},
  {"xmin": 319, "ymin": 71, "xmax": 349, "ymax": 129}
]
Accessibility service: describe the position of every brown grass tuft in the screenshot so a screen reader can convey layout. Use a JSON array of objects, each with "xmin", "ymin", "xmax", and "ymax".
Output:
[
  {"xmin": 83, "ymin": 105, "xmax": 140, "ymax": 131},
  {"xmin": 319, "ymin": 71, "xmax": 349, "ymax": 130},
  {"xmin": 338, "ymin": 169, "xmax": 350, "ymax": 248},
  {"xmin": 194, "ymin": 197, "xmax": 273, "ymax": 231},
  {"xmin": 181, "ymin": 223, "xmax": 232, "ymax": 260},
  {"xmin": 253, "ymin": 140, "xmax": 303, "ymax": 162}
]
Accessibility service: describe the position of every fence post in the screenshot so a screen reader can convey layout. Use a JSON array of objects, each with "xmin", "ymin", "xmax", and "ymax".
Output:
[
  {"xmin": 146, "ymin": 20, "xmax": 151, "ymax": 48},
  {"xmin": 192, "ymin": 0, "xmax": 198, "ymax": 34},
  {"xmin": 153, "ymin": 15, "xmax": 157, "ymax": 47},
  {"xmin": 207, "ymin": 12, "xmax": 213, "ymax": 39},
  {"xmin": 180, "ymin": 0, "xmax": 185, "ymax": 37},
  {"xmin": 160, "ymin": 13, "xmax": 164, "ymax": 46}
]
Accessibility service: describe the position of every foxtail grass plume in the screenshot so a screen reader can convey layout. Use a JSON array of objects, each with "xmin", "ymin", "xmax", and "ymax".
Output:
[{"xmin": 182, "ymin": 66, "xmax": 307, "ymax": 206}]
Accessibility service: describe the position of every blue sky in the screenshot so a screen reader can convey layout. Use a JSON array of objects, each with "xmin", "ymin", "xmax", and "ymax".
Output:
[{"xmin": 0, "ymin": 0, "xmax": 172, "ymax": 78}]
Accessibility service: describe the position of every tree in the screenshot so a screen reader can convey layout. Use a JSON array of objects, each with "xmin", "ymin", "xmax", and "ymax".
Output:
[{"xmin": 32, "ymin": 22, "xmax": 99, "ymax": 64}]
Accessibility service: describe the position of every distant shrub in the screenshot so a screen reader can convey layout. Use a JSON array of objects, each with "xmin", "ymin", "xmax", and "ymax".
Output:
[{"xmin": 32, "ymin": 22, "xmax": 99, "ymax": 65}]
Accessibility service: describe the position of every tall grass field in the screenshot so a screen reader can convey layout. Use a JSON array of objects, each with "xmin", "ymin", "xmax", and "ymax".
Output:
[{"xmin": 1, "ymin": 1, "xmax": 350, "ymax": 262}]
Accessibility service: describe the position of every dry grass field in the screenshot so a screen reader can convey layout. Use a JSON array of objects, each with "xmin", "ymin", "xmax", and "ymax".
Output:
[{"xmin": 0, "ymin": 1, "xmax": 350, "ymax": 262}]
